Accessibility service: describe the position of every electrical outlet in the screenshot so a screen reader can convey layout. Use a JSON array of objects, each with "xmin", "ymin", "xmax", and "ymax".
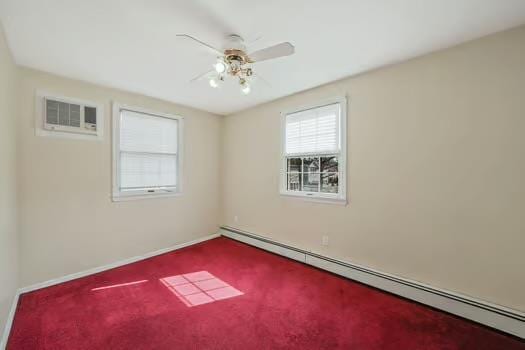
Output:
[
  {"xmin": 322, "ymin": 235, "xmax": 329, "ymax": 246},
  {"xmin": 234, "ymin": 216, "xmax": 239, "ymax": 223}
]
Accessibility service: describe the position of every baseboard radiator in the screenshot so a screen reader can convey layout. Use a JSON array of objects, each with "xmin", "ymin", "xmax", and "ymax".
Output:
[{"xmin": 219, "ymin": 226, "xmax": 524, "ymax": 339}]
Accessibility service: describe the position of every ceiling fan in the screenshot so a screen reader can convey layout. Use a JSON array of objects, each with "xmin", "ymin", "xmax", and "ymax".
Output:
[{"xmin": 177, "ymin": 34, "xmax": 295, "ymax": 94}]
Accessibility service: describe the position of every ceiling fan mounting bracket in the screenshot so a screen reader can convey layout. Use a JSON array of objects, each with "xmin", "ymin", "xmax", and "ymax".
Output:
[{"xmin": 224, "ymin": 34, "xmax": 246, "ymax": 51}]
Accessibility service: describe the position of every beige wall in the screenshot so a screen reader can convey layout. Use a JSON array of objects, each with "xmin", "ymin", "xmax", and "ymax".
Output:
[
  {"xmin": 222, "ymin": 26, "xmax": 525, "ymax": 311},
  {"xmin": 17, "ymin": 68, "xmax": 223, "ymax": 286},
  {"xmin": 0, "ymin": 24, "xmax": 18, "ymax": 336}
]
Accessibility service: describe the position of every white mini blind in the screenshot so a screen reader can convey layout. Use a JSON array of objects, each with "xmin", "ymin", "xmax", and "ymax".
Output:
[
  {"xmin": 119, "ymin": 110, "xmax": 178, "ymax": 190},
  {"xmin": 285, "ymin": 103, "xmax": 340, "ymax": 155}
]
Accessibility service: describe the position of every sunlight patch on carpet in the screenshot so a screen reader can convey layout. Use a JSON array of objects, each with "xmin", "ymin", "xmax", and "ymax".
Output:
[
  {"xmin": 160, "ymin": 271, "xmax": 243, "ymax": 307},
  {"xmin": 91, "ymin": 280, "xmax": 148, "ymax": 291}
]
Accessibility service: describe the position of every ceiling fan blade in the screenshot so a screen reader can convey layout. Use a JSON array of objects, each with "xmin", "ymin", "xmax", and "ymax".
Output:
[
  {"xmin": 176, "ymin": 34, "xmax": 223, "ymax": 55},
  {"xmin": 248, "ymin": 42, "xmax": 294, "ymax": 63},
  {"xmin": 190, "ymin": 69, "xmax": 214, "ymax": 83}
]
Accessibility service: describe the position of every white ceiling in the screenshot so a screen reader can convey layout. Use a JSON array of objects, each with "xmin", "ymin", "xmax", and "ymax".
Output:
[{"xmin": 1, "ymin": 0, "xmax": 525, "ymax": 115}]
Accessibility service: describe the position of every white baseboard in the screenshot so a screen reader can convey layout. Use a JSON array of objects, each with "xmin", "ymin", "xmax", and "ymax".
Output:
[
  {"xmin": 18, "ymin": 233, "xmax": 219, "ymax": 294},
  {"xmin": 0, "ymin": 292, "xmax": 19, "ymax": 350},
  {"xmin": 1, "ymin": 233, "xmax": 219, "ymax": 348},
  {"xmin": 219, "ymin": 226, "xmax": 525, "ymax": 339}
]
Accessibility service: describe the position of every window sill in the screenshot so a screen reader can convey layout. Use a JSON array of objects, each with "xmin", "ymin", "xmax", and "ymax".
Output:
[
  {"xmin": 280, "ymin": 191, "xmax": 347, "ymax": 205},
  {"xmin": 112, "ymin": 192, "xmax": 182, "ymax": 202}
]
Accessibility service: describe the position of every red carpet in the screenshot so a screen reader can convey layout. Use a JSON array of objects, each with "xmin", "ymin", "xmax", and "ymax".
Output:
[{"xmin": 8, "ymin": 237, "xmax": 524, "ymax": 349}]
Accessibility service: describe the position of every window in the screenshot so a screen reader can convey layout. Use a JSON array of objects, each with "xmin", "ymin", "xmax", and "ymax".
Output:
[
  {"xmin": 280, "ymin": 97, "xmax": 346, "ymax": 203},
  {"xmin": 112, "ymin": 103, "xmax": 183, "ymax": 201}
]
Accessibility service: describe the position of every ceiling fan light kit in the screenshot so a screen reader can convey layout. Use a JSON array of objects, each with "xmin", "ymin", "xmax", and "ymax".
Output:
[
  {"xmin": 214, "ymin": 60, "xmax": 227, "ymax": 74},
  {"xmin": 241, "ymin": 81, "xmax": 251, "ymax": 95},
  {"xmin": 209, "ymin": 77, "xmax": 219, "ymax": 88},
  {"xmin": 177, "ymin": 34, "xmax": 295, "ymax": 95}
]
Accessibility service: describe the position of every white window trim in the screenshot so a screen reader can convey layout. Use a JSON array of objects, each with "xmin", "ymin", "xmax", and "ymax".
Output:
[
  {"xmin": 34, "ymin": 90, "xmax": 104, "ymax": 141},
  {"xmin": 279, "ymin": 96, "xmax": 347, "ymax": 205},
  {"xmin": 112, "ymin": 102, "xmax": 184, "ymax": 202}
]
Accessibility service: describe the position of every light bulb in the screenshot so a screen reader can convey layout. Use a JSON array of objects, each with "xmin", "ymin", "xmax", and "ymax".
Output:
[
  {"xmin": 214, "ymin": 61, "xmax": 227, "ymax": 74},
  {"xmin": 241, "ymin": 82, "xmax": 251, "ymax": 95},
  {"xmin": 209, "ymin": 78, "xmax": 219, "ymax": 88}
]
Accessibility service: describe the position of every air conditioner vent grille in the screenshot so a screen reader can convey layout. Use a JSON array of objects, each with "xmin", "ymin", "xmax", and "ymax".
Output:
[
  {"xmin": 43, "ymin": 97, "xmax": 98, "ymax": 135},
  {"xmin": 46, "ymin": 100, "xmax": 59, "ymax": 125},
  {"xmin": 46, "ymin": 99, "xmax": 84, "ymax": 128},
  {"xmin": 70, "ymin": 104, "xmax": 81, "ymax": 127},
  {"xmin": 58, "ymin": 101, "xmax": 69, "ymax": 126},
  {"xmin": 36, "ymin": 91, "xmax": 103, "ymax": 140}
]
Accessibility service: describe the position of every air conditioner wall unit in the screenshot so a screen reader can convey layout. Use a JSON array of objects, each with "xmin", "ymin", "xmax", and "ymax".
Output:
[{"xmin": 35, "ymin": 90, "xmax": 104, "ymax": 140}]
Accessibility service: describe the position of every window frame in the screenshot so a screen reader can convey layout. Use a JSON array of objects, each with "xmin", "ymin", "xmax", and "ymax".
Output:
[
  {"xmin": 112, "ymin": 102, "xmax": 184, "ymax": 202},
  {"xmin": 279, "ymin": 96, "xmax": 347, "ymax": 204}
]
